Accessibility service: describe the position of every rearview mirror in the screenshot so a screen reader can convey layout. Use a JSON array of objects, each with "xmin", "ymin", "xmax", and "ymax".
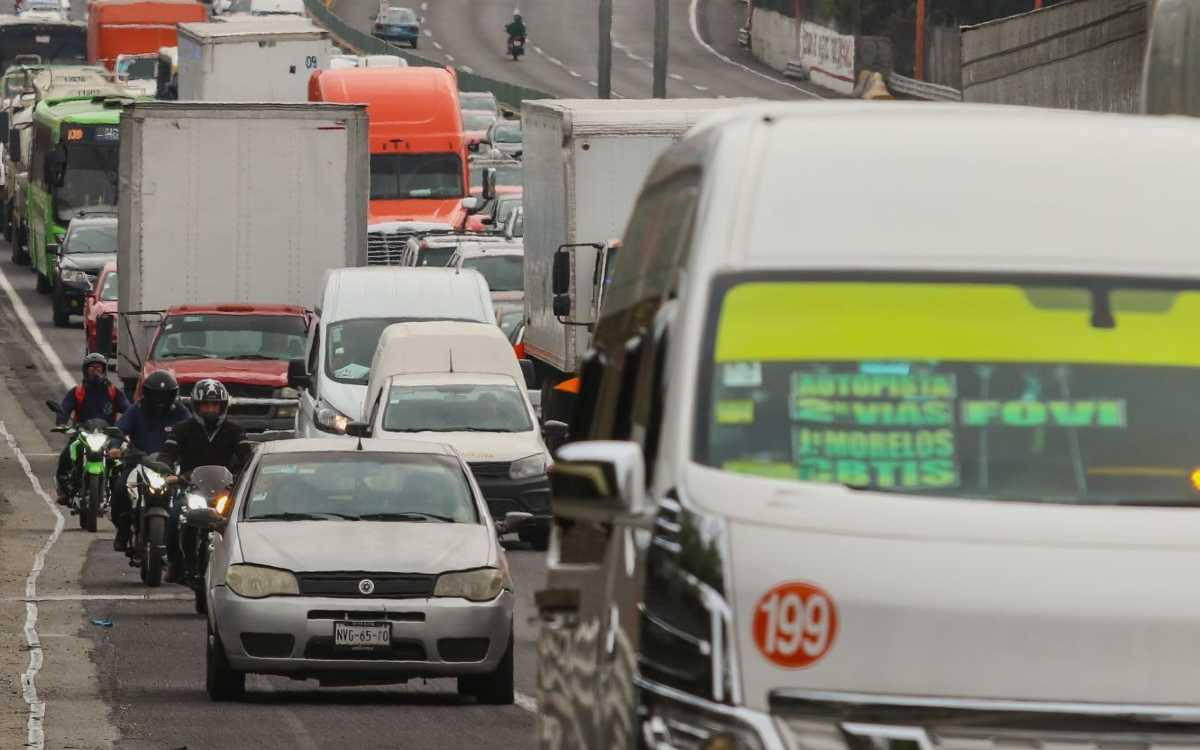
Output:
[
  {"xmin": 542, "ymin": 419, "xmax": 568, "ymax": 451},
  {"xmin": 552, "ymin": 247, "xmax": 570, "ymax": 296},
  {"xmin": 460, "ymin": 196, "xmax": 482, "ymax": 213},
  {"xmin": 287, "ymin": 358, "xmax": 310, "ymax": 390},
  {"xmin": 481, "ymin": 167, "xmax": 496, "ymax": 200},
  {"xmin": 94, "ymin": 315, "xmax": 115, "ymax": 357},
  {"xmin": 552, "ymin": 294, "xmax": 571, "ymax": 318},
  {"xmin": 47, "ymin": 243, "xmax": 59, "ymax": 256},
  {"xmin": 497, "ymin": 510, "xmax": 532, "ymax": 534},
  {"xmin": 345, "ymin": 421, "xmax": 371, "ymax": 438},
  {"xmin": 186, "ymin": 507, "xmax": 226, "ymax": 532},
  {"xmin": 551, "ymin": 441, "xmax": 645, "ymax": 515},
  {"xmin": 519, "ymin": 358, "xmax": 536, "ymax": 389}
]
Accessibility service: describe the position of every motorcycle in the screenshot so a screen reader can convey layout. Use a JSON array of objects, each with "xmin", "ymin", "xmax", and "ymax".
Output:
[
  {"xmin": 178, "ymin": 465, "xmax": 234, "ymax": 614},
  {"xmin": 126, "ymin": 455, "xmax": 181, "ymax": 587},
  {"xmin": 46, "ymin": 401, "xmax": 123, "ymax": 533},
  {"xmin": 507, "ymin": 34, "xmax": 525, "ymax": 61}
]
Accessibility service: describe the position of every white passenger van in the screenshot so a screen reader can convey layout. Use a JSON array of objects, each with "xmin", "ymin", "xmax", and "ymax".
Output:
[
  {"xmin": 361, "ymin": 320, "xmax": 552, "ymax": 548},
  {"xmin": 288, "ymin": 267, "xmax": 495, "ymax": 437},
  {"xmin": 538, "ymin": 102, "xmax": 1200, "ymax": 748}
]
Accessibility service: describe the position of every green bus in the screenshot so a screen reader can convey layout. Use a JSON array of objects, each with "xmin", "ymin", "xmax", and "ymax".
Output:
[{"xmin": 28, "ymin": 94, "xmax": 130, "ymax": 293}]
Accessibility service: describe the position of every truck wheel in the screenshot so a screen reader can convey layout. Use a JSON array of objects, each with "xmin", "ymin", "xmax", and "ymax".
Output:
[
  {"xmin": 457, "ymin": 628, "xmax": 514, "ymax": 704},
  {"xmin": 16, "ymin": 223, "xmax": 29, "ymax": 266}
]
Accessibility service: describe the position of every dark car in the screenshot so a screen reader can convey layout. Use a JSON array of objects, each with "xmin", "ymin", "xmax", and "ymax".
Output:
[
  {"xmin": 373, "ymin": 6, "xmax": 420, "ymax": 47},
  {"xmin": 53, "ymin": 212, "xmax": 117, "ymax": 328}
]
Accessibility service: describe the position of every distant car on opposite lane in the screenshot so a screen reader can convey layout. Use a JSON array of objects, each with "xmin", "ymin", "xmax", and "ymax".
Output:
[{"xmin": 373, "ymin": 6, "xmax": 420, "ymax": 47}]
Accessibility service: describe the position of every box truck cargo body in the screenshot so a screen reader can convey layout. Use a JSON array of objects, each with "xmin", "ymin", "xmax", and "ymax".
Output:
[
  {"xmin": 177, "ymin": 19, "xmax": 331, "ymax": 101},
  {"xmin": 87, "ymin": 0, "xmax": 207, "ymax": 70}
]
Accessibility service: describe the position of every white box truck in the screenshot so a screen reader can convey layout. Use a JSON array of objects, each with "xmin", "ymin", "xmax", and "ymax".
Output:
[
  {"xmin": 521, "ymin": 98, "xmax": 754, "ymax": 419},
  {"xmin": 176, "ymin": 18, "xmax": 332, "ymax": 101},
  {"xmin": 113, "ymin": 101, "xmax": 369, "ymax": 391}
]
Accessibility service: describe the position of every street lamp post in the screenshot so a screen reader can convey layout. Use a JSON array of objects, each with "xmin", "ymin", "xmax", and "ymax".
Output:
[{"xmin": 598, "ymin": 0, "xmax": 613, "ymax": 98}]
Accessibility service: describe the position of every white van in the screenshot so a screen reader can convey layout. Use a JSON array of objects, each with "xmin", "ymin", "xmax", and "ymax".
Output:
[
  {"xmin": 538, "ymin": 102, "xmax": 1200, "ymax": 748},
  {"xmin": 288, "ymin": 267, "xmax": 495, "ymax": 438},
  {"xmin": 361, "ymin": 320, "xmax": 551, "ymax": 548}
]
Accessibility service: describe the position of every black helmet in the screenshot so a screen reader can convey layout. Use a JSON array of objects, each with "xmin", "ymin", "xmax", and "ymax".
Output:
[
  {"xmin": 141, "ymin": 370, "xmax": 178, "ymax": 416},
  {"xmin": 82, "ymin": 352, "xmax": 107, "ymax": 384},
  {"xmin": 191, "ymin": 378, "xmax": 229, "ymax": 430}
]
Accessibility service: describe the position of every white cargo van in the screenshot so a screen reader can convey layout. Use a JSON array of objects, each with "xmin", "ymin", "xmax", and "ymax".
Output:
[
  {"xmin": 289, "ymin": 267, "xmax": 496, "ymax": 438},
  {"xmin": 361, "ymin": 321, "xmax": 551, "ymax": 548},
  {"xmin": 539, "ymin": 103, "xmax": 1200, "ymax": 748}
]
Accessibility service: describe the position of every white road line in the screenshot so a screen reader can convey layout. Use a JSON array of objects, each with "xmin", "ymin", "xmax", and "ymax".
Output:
[
  {"xmin": 693, "ymin": 84, "xmax": 709, "ymax": 91},
  {"xmin": 461, "ymin": 65, "xmax": 474, "ymax": 73},
  {"xmin": 432, "ymin": 41, "xmax": 442, "ymax": 49},
  {"xmin": 546, "ymin": 56, "xmax": 561, "ymax": 67},
  {"xmin": 687, "ymin": 0, "xmax": 822, "ymax": 98},
  {"xmin": 422, "ymin": 28, "xmax": 433, "ymax": 37},
  {"xmin": 0, "ymin": 265, "xmax": 73, "ymax": 389},
  {"xmin": 4, "ymin": 421, "xmax": 65, "ymax": 750},
  {"xmin": 588, "ymin": 80, "xmax": 598, "ymax": 87},
  {"xmin": 4, "ymin": 593, "xmax": 194, "ymax": 603},
  {"xmin": 445, "ymin": 53, "xmax": 454, "ymax": 61},
  {"xmin": 256, "ymin": 680, "xmax": 321, "ymax": 750},
  {"xmin": 627, "ymin": 52, "xmax": 642, "ymax": 62},
  {"xmin": 669, "ymin": 72, "xmax": 684, "ymax": 81},
  {"xmin": 514, "ymin": 691, "xmax": 537, "ymax": 713},
  {"xmin": 533, "ymin": 45, "xmax": 542, "ymax": 54},
  {"xmin": 419, "ymin": 0, "xmax": 426, "ymax": 8},
  {"xmin": 568, "ymin": 70, "xmax": 581, "ymax": 78}
]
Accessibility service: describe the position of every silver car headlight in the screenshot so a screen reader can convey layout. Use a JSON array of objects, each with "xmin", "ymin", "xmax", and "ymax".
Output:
[
  {"xmin": 315, "ymin": 401, "xmax": 351, "ymax": 434},
  {"xmin": 225, "ymin": 564, "xmax": 299, "ymax": 598},
  {"xmin": 433, "ymin": 567, "xmax": 509, "ymax": 602},
  {"xmin": 509, "ymin": 453, "xmax": 547, "ymax": 480},
  {"xmin": 61, "ymin": 269, "xmax": 89, "ymax": 284},
  {"xmin": 640, "ymin": 694, "xmax": 769, "ymax": 750},
  {"xmin": 185, "ymin": 492, "xmax": 208, "ymax": 511},
  {"xmin": 82, "ymin": 431, "xmax": 109, "ymax": 452}
]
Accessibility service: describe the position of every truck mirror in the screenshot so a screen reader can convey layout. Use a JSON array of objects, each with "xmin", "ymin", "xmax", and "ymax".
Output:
[
  {"xmin": 553, "ymin": 293, "xmax": 571, "ymax": 318},
  {"xmin": 95, "ymin": 315, "xmax": 115, "ymax": 358},
  {"xmin": 461, "ymin": 196, "xmax": 482, "ymax": 213},
  {"xmin": 481, "ymin": 167, "xmax": 496, "ymax": 200},
  {"xmin": 552, "ymin": 248, "xmax": 571, "ymax": 296},
  {"xmin": 287, "ymin": 358, "xmax": 310, "ymax": 390},
  {"xmin": 47, "ymin": 243, "xmax": 60, "ymax": 257}
]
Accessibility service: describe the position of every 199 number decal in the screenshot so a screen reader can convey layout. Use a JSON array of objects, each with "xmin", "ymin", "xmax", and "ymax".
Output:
[{"xmin": 751, "ymin": 581, "xmax": 837, "ymax": 668}]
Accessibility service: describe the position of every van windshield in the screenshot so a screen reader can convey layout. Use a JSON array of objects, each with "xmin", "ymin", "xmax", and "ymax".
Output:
[
  {"xmin": 327, "ymin": 315, "xmax": 479, "ymax": 384},
  {"xmin": 370, "ymin": 153, "xmax": 463, "ymax": 200},
  {"xmin": 383, "ymin": 384, "xmax": 532, "ymax": 433},
  {"xmin": 698, "ymin": 277, "xmax": 1200, "ymax": 506}
]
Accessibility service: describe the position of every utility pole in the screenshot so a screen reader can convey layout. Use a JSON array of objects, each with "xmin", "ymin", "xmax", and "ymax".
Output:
[
  {"xmin": 598, "ymin": 0, "xmax": 613, "ymax": 98},
  {"xmin": 653, "ymin": 0, "xmax": 668, "ymax": 97}
]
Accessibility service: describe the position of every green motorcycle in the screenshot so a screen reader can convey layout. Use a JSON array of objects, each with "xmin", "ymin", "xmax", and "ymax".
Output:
[{"xmin": 48, "ymin": 402, "xmax": 124, "ymax": 533}]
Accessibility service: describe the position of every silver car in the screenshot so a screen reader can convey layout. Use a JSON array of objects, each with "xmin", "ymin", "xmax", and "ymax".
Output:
[{"xmin": 195, "ymin": 436, "xmax": 529, "ymax": 703}]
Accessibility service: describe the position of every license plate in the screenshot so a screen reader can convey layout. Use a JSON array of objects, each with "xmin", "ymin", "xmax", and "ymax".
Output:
[{"xmin": 334, "ymin": 621, "xmax": 390, "ymax": 648}]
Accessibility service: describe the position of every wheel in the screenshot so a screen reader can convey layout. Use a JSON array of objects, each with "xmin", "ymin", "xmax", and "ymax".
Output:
[
  {"xmin": 82, "ymin": 473, "xmax": 101, "ymax": 533},
  {"xmin": 207, "ymin": 621, "xmax": 245, "ymax": 701},
  {"xmin": 52, "ymin": 281, "xmax": 69, "ymax": 327},
  {"xmin": 142, "ymin": 515, "xmax": 165, "ymax": 587},
  {"xmin": 194, "ymin": 584, "xmax": 207, "ymax": 615},
  {"xmin": 15, "ymin": 223, "xmax": 29, "ymax": 265},
  {"xmin": 35, "ymin": 270, "xmax": 50, "ymax": 294},
  {"xmin": 458, "ymin": 628, "xmax": 514, "ymax": 704},
  {"xmin": 519, "ymin": 526, "xmax": 549, "ymax": 551}
]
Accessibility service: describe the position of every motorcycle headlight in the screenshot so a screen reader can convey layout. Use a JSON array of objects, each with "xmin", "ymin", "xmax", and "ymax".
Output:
[
  {"xmin": 640, "ymin": 694, "xmax": 769, "ymax": 750},
  {"xmin": 142, "ymin": 467, "xmax": 167, "ymax": 492},
  {"xmin": 82, "ymin": 431, "xmax": 109, "ymax": 453},
  {"xmin": 185, "ymin": 492, "xmax": 208, "ymax": 511},
  {"xmin": 315, "ymin": 402, "xmax": 351, "ymax": 434},
  {"xmin": 509, "ymin": 453, "xmax": 547, "ymax": 480},
  {"xmin": 433, "ymin": 567, "xmax": 508, "ymax": 602},
  {"xmin": 225, "ymin": 564, "xmax": 299, "ymax": 598}
]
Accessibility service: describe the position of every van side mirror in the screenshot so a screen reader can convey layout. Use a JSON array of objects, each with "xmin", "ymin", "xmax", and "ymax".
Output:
[
  {"xmin": 47, "ymin": 242, "xmax": 60, "ymax": 257},
  {"xmin": 542, "ymin": 419, "xmax": 568, "ymax": 451},
  {"xmin": 497, "ymin": 510, "xmax": 532, "ymax": 534},
  {"xmin": 551, "ymin": 440, "xmax": 644, "ymax": 515},
  {"xmin": 95, "ymin": 314, "xmax": 115, "ymax": 357},
  {"xmin": 461, "ymin": 196, "xmax": 482, "ymax": 213},
  {"xmin": 519, "ymin": 358, "xmax": 536, "ymax": 388},
  {"xmin": 551, "ymin": 248, "xmax": 570, "ymax": 296},
  {"xmin": 287, "ymin": 358, "xmax": 310, "ymax": 390}
]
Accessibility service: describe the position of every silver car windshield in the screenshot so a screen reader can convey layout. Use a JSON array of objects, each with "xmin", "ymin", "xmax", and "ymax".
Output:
[{"xmin": 245, "ymin": 452, "xmax": 479, "ymax": 523}]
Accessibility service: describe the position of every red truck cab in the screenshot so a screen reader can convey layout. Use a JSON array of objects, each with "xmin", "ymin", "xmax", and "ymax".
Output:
[
  {"xmin": 137, "ymin": 303, "xmax": 309, "ymax": 433},
  {"xmin": 309, "ymin": 67, "xmax": 470, "ymax": 258},
  {"xmin": 87, "ymin": 0, "xmax": 207, "ymax": 71}
]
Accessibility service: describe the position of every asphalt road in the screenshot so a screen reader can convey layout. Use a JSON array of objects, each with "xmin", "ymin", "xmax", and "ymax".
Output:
[
  {"xmin": 336, "ymin": 0, "xmax": 829, "ymax": 100},
  {"xmin": 0, "ymin": 241, "xmax": 545, "ymax": 748}
]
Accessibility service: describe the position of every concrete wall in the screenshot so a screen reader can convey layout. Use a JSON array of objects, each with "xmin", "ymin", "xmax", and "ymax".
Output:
[
  {"xmin": 750, "ymin": 8, "xmax": 856, "ymax": 94},
  {"xmin": 750, "ymin": 7, "xmax": 798, "ymax": 72},
  {"xmin": 961, "ymin": 0, "xmax": 1149, "ymax": 112}
]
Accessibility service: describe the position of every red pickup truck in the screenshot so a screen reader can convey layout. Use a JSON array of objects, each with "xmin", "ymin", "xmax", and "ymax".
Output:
[{"xmin": 136, "ymin": 303, "xmax": 309, "ymax": 432}]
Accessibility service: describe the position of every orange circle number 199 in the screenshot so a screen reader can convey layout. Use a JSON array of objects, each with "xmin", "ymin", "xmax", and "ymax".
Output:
[{"xmin": 751, "ymin": 581, "xmax": 837, "ymax": 669}]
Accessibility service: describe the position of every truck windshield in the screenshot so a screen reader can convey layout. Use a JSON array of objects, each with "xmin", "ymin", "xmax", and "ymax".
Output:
[
  {"xmin": 383, "ymin": 384, "xmax": 532, "ymax": 433},
  {"xmin": 698, "ymin": 276, "xmax": 1200, "ymax": 506},
  {"xmin": 0, "ymin": 25, "xmax": 86, "ymax": 73},
  {"xmin": 56, "ymin": 144, "xmax": 118, "ymax": 222},
  {"xmin": 65, "ymin": 223, "xmax": 116, "ymax": 254},
  {"xmin": 116, "ymin": 57, "xmax": 156, "ymax": 80},
  {"xmin": 152, "ymin": 314, "xmax": 307, "ymax": 361},
  {"xmin": 370, "ymin": 153, "xmax": 463, "ymax": 200},
  {"xmin": 463, "ymin": 254, "xmax": 522, "ymax": 292}
]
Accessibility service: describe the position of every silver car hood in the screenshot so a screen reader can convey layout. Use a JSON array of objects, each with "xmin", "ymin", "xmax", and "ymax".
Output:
[{"xmin": 236, "ymin": 520, "xmax": 495, "ymax": 574}]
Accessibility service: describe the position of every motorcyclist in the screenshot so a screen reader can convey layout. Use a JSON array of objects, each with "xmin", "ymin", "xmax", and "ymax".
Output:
[
  {"xmin": 505, "ymin": 13, "xmax": 526, "ymax": 42},
  {"xmin": 55, "ymin": 353, "xmax": 130, "ymax": 505},
  {"xmin": 109, "ymin": 370, "xmax": 190, "ymax": 551},
  {"xmin": 159, "ymin": 379, "xmax": 247, "ymax": 477}
]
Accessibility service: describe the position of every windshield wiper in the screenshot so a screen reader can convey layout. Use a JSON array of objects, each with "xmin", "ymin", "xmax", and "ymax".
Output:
[
  {"xmin": 250, "ymin": 511, "xmax": 355, "ymax": 521},
  {"xmin": 156, "ymin": 352, "xmax": 217, "ymax": 360},
  {"xmin": 223, "ymin": 354, "xmax": 280, "ymax": 361},
  {"xmin": 357, "ymin": 512, "xmax": 455, "ymax": 523}
]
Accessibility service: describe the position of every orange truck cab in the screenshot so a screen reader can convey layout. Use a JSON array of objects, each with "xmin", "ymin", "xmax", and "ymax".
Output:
[
  {"xmin": 87, "ymin": 0, "xmax": 207, "ymax": 71},
  {"xmin": 309, "ymin": 66, "xmax": 470, "ymax": 259}
]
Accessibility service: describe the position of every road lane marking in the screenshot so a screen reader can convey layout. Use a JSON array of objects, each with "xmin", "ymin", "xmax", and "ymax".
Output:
[
  {"xmin": 4, "ymin": 593, "xmax": 194, "ymax": 602},
  {"xmin": 433, "ymin": 40, "xmax": 442, "ymax": 49},
  {"xmin": 568, "ymin": 70, "xmax": 581, "ymax": 78},
  {"xmin": 256, "ymin": 679, "xmax": 321, "ymax": 750},
  {"xmin": 533, "ymin": 45, "xmax": 542, "ymax": 54},
  {"xmin": 423, "ymin": 28, "xmax": 432, "ymax": 36},
  {"xmin": 515, "ymin": 691, "xmax": 537, "ymax": 713},
  {"xmin": 687, "ymin": 0, "xmax": 822, "ymax": 98},
  {"xmin": 669, "ymin": 72, "xmax": 684, "ymax": 80},
  {"xmin": 588, "ymin": 80, "xmax": 598, "ymax": 87},
  {"xmin": 461, "ymin": 65, "xmax": 474, "ymax": 73},
  {"xmin": 445, "ymin": 53, "xmax": 454, "ymax": 61},
  {"xmin": 419, "ymin": 0, "xmax": 426, "ymax": 8},
  {"xmin": 693, "ymin": 84, "xmax": 709, "ymax": 91},
  {"xmin": 3, "ymin": 420, "xmax": 65, "ymax": 750},
  {"xmin": 0, "ymin": 264, "xmax": 72, "ymax": 389}
]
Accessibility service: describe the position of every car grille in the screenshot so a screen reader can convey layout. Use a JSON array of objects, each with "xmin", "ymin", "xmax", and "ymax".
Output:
[
  {"xmin": 240, "ymin": 632, "xmax": 295, "ymax": 658},
  {"xmin": 367, "ymin": 230, "xmax": 412, "ymax": 265},
  {"xmin": 307, "ymin": 610, "xmax": 425, "ymax": 622},
  {"xmin": 303, "ymin": 637, "xmax": 426, "ymax": 661},
  {"xmin": 438, "ymin": 638, "xmax": 489, "ymax": 663},
  {"xmin": 468, "ymin": 461, "xmax": 511, "ymax": 479},
  {"xmin": 296, "ymin": 573, "xmax": 436, "ymax": 598}
]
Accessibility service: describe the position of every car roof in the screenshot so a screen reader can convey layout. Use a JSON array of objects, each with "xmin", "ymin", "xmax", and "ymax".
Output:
[
  {"xmin": 320, "ymin": 266, "xmax": 491, "ymax": 322},
  {"xmin": 258, "ymin": 437, "xmax": 459, "ymax": 456},
  {"xmin": 68, "ymin": 214, "xmax": 117, "ymax": 227}
]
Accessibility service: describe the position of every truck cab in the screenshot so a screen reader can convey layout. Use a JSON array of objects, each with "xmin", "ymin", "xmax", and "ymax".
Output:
[
  {"xmin": 137, "ymin": 303, "xmax": 309, "ymax": 433},
  {"xmin": 308, "ymin": 67, "xmax": 470, "ymax": 259}
]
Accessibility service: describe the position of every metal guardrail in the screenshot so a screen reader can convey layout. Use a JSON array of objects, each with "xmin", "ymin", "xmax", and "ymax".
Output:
[
  {"xmin": 885, "ymin": 71, "xmax": 962, "ymax": 102},
  {"xmin": 736, "ymin": 27, "xmax": 750, "ymax": 47},
  {"xmin": 303, "ymin": 0, "xmax": 555, "ymax": 111}
]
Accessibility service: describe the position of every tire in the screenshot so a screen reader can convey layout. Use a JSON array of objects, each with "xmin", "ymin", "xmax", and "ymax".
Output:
[
  {"xmin": 458, "ymin": 628, "xmax": 514, "ymax": 705},
  {"xmin": 142, "ymin": 515, "xmax": 165, "ymax": 588},
  {"xmin": 14, "ymin": 223, "xmax": 29, "ymax": 266},
  {"xmin": 206, "ymin": 622, "xmax": 245, "ymax": 701},
  {"xmin": 82, "ymin": 473, "xmax": 101, "ymax": 533},
  {"xmin": 519, "ymin": 526, "xmax": 550, "ymax": 551},
  {"xmin": 35, "ymin": 270, "xmax": 50, "ymax": 294},
  {"xmin": 194, "ymin": 584, "xmax": 207, "ymax": 615},
  {"xmin": 52, "ymin": 281, "xmax": 69, "ymax": 327}
]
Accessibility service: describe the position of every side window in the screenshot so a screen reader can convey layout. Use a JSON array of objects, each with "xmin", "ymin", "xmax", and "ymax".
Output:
[
  {"xmin": 630, "ymin": 302, "xmax": 674, "ymax": 484},
  {"xmin": 305, "ymin": 326, "xmax": 321, "ymax": 395}
]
